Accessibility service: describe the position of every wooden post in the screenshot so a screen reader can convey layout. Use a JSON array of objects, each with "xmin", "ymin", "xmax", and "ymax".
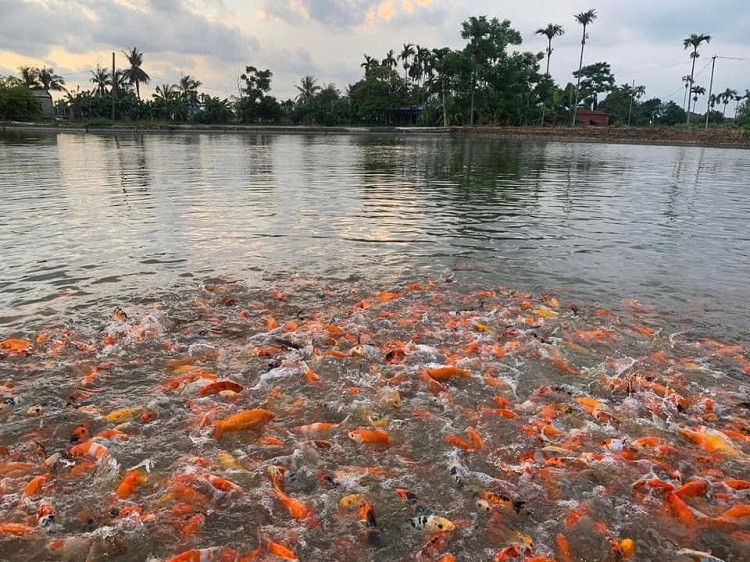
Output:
[{"xmin": 111, "ymin": 52, "xmax": 116, "ymax": 120}]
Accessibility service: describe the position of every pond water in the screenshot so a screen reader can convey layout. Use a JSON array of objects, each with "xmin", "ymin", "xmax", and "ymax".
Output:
[
  {"xmin": 0, "ymin": 131, "xmax": 748, "ymax": 562},
  {"xmin": 1, "ymin": 132, "xmax": 748, "ymax": 341}
]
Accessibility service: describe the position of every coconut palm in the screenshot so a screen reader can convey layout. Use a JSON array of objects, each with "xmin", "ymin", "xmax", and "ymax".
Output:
[
  {"xmin": 19, "ymin": 66, "xmax": 40, "ymax": 88},
  {"xmin": 683, "ymin": 33, "xmax": 711, "ymax": 121},
  {"xmin": 734, "ymin": 91, "xmax": 748, "ymax": 119},
  {"xmin": 122, "ymin": 47, "xmax": 150, "ymax": 99},
  {"xmin": 177, "ymin": 75, "xmax": 202, "ymax": 107},
  {"xmin": 153, "ymin": 83, "xmax": 176, "ymax": 101},
  {"xmin": 37, "ymin": 67, "xmax": 66, "ymax": 92},
  {"xmin": 90, "ymin": 65, "xmax": 111, "ymax": 96},
  {"xmin": 399, "ymin": 43, "xmax": 416, "ymax": 83},
  {"xmin": 536, "ymin": 23, "xmax": 564, "ymax": 76},
  {"xmin": 295, "ymin": 75, "xmax": 320, "ymax": 104}
]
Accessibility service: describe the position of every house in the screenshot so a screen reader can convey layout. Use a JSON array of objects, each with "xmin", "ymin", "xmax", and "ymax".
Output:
[
  {"xmin": 575, "ymin": 109, "xmax": 609, "ymax": 126},
  {"xmin": 31, "ymin": 89, "xmax": 54, "ymax": 119},
  {"xmin": 387, "ymin": 105, "xmax": 423, "ymax": 125}
]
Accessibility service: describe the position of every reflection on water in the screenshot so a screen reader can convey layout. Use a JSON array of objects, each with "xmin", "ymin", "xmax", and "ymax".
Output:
[{"xmin": 0, "ymin": 131, "xmax": 748, "ymax": 341}]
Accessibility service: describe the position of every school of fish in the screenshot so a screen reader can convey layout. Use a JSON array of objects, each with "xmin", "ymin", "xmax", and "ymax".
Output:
[{"xmin": 0, "ymin": 276, "xmax": 748, "ymax": 561}]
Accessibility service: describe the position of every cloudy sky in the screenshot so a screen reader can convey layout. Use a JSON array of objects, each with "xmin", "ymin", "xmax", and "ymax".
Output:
[{"xmin": 1, "ymin": 0, "xmax": 748, "ymax": 107}]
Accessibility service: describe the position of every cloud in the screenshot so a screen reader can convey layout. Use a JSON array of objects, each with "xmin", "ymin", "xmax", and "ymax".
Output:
[
  {"xmin": 264, "ymin": 0, "xmax": 437, "ymax": 28},
  {"xmin": 0, "ymin": 0, "xmax": 258, "ymax": 62}
]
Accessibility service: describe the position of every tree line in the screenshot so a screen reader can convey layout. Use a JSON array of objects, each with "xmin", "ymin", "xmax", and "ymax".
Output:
[{"xmin": 1, "ymin": 12, "xmax": 749, "ymax": 127}]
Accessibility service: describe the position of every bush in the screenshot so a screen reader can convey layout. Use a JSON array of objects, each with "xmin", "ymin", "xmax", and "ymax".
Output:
[{"xmin": 0, "ymin": 81, "xmax": 42, "ymax": 121}]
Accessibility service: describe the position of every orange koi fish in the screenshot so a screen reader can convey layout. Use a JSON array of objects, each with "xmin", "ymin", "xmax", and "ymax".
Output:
[
  {"xmin": 23, "ymin": 474, "xmax": 51, "ymax": 497},
  {"xmin": 68, "ymin": 440, "xmax": 109, "ymax": 461},
  {"xmin": 347, "ymin": 428, "xmax": 391, "ymax": 446},
  {"xmin": 166, "ymin": 547, "xmax": 239, "ymax": 562},
  {"xmin": 105, "ymin": 406, "xmax": 144, "ymax": 425},
  {"xmin": 679, "ymin": 427, "xmax": 741, "ymax": 456},
  {"xmin": 273, "ymin": 485, "xmax": 312, "ymax": 521},
  {"xmin": 267, "ymin": 541, "xmax": 298, "ymax": 561},
  {"xmin": 198, "ymin": 380, "xmax": 244, "ymax": 396},
  {"xmin": 266, "ymin": 316, "xmax": 279, "ymax": 330},
  {"xmin": 295, "ymin": 422, "xmax": 341, "ymax": 438},
  {"xmin": 212, "ymin": 409, "xmax": 275, "ymax": 439},
  {"xmin": 204, "ymin": 473, "xmax": 243, "ymax": 493},
  {"xmin": 424, "ymin": 365, "xmax": 472, "ymax": 381},
  {"xmin": 117, "ymin": 469, "xmax": 148, "ymax": 499},
  {"xmin": 1, "ymin": 338, "xmax": 32, "ymax": 354},
  {"xmin": 0, "ymin": 522, "xmax": 35, "ymax": 536}
]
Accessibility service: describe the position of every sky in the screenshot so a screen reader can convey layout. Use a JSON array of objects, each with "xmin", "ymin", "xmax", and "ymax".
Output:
[{"xmin": 1, "ymin": 0, "xmax": 749, "ymax": 109}]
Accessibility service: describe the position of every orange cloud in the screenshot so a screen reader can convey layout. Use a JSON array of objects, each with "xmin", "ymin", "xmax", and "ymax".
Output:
[{"xmin": 365, "ymin": 0, "xmax": 434, "ymax": 26}]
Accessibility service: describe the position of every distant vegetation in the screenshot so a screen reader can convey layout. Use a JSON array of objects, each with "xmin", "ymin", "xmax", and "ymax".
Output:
[{"xmin": 2, "ymin": 11, "xmax": 749, "ymax": 127}]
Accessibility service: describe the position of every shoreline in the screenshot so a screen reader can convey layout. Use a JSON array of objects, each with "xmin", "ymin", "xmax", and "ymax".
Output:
[{"xmin": 2, "ymin": 122, "xmax": 748, "ymax": 149}]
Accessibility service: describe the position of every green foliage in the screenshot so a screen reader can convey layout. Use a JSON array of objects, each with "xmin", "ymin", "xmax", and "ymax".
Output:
[
  {"xmin": 0, "ymin": 78, "xmax": 43, "ymax": 121},
  {"xmin": 348, "ymin": 66, "xmax": 409, "ymax": 124},
  {"xmin": 237, "ymin": 66, "xmax": 278, "ymax": 123},
  {"xmin": 573, "ymin": 62, "xmax": 615, "ymax": 109},
  {"xmin": 656, "ymin": 101, "xmax": 687, "ymax": 126}
]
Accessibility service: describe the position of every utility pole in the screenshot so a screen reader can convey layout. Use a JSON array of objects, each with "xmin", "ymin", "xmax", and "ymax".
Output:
[
  {"xmin": 111, "ymin": 52, "xmax": 116, "ymax": 121},
  {"xmin": 627, "ymin": 78, "xmax": 635, "ymax": 126},
  {"xmin": 705, "ymin": 55, "xmax": 716, "ymax": 130}
]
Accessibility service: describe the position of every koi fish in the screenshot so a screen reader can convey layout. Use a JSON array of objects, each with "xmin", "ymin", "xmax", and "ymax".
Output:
[
  {"xmin": 679, "ymin": 427, "xmax": 741, "ymax": 456},
  {"xmin": 117, "ymin": 468, "xmax": 147, "ymax": 499},
  {"xmin": 424, "ymin": 365, "xmax": 472, "ymax": 381},
  {"xmin": 266, "ymin": 541, "xmax": 298, "ymax": 561},
  {"xmin": 410, "ymin": 515, "xmax": 456, "ymax": 534},
  {"xmin": 1, "ymin": 338, "xmax": 32, "ymax": 354},
  {"xmin": 198, "ymin": 380, "xmax": 244, "ymax": 395},
  {"xmin": 68, "ymin": 440, "xmax": 109, "ymax": 461},
  {"xmin": 105, "ymin": 406, "xmax": 144, "ymax": 425},
  {"xmin": 295, "ymin": 421, "xmax": 341, "ymax": 438},
  {"xmin": 674, "ymin": 549, "xmax": 727, "ymax": 562},
  {"xmin": 348, "ymin": 428, "xmax": 390, "ymax": 446},
  {"xmin": 166, "ymin": 547, "xmax": 239, "ymax": 562},
  {"xmin": 22, "ymin": 474, "xmax": 50, "ymax": 497},
  {"xmin": 273, "ymin": 484, "xmax": 312, "ymax": 521},
  {"xmin": 212, "ymin": 409, "xmax": 275, "ymax": 439},
  {"xmin": 37, "ymin": 502, "xmax": 55, "ymax": 527}
]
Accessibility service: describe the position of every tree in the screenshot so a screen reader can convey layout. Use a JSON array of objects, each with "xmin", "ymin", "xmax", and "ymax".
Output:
[
  {"xmin": 691, "ymin": 84, "xmax": 705, "ymax": 113},
  {"xmin": 399, "ymin": 43, "xmax": 416, "ymax": 84},
  {"xmin": 19, "ymin": 66, "xmax": 40, "ymax": 88},
  {"xmin": 536, "ymin": 23, "xmax": 564, "ymax": 76},
  {"xmin": 683, "ymin": 33, "xmax": 711, "ymax": 122},
  {"xmin": 37, "ymin": 67, "xmax": 65, "ymax": 92},
  {"xmin": 460, "ymin": 16, "xmax": 522, "ymax": 126},
  {"xmin": 237, "ymin": 65, "xmax": 276, "ymax": 123},
  {"xmin": 90, "ymin": 65, "xmax": 110, "ymax": 96},
  {"xmin": 383, "ymin": 50, "xmax": 397, "ymax": 70},
  {"xmin": 572, "ymin": 61, "xmax": 614, "ymax": 110},
  {"xmin": 295, "ymin": 76, "xmax": 320, "ymax": 105},
  {"xmin": 718, "ymin": 88, "xmax": 737, "ymax": 117},
  {"xmin": 177, "ymin": 74, "xmax": 202, "ymax": 108},
  {"xmin": 572, "ymin": 8, "xmax": 597, "ymax": 125},
  {"xmin": 0, "ymin": 76, "xmax": 43, "ymax": 120},
  {"xmin": 348, "ymin": 66, "xmax": 408, "ymax": 124},
  {"xmin": 657, "ymin": 101, "xmax": 687, "ymax": 125},
  {"xmin": 361, "ymin": 54, "xmax": 380, "ymax": 76},
  {"xmin": 122, "ymin": 47, "xmax": 150, "ymax": 99}
]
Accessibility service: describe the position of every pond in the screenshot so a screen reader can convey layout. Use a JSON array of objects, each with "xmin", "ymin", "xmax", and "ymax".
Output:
[{"xmin": 0, "ymin": 131, "xmax": 748, "ymax": 562}]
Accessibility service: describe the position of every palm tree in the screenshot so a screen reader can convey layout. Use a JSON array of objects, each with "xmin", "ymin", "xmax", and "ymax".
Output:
[
  {"xmin": 90, "ymin": 65, "xmax": 110, "ymax": 96},
  {"xmin": 681, "ymin": 75, "xmax": 692, "ymax": 111},
  {"xmin": 734, "ymin": 91, "xmax": 748, "ymax": 120},
  {"xmin": 572, "ymin": 9, "xmax": 597, "ymax": 125},
  {"xmin": 177, "ymin": 74, "xmax": 202, "ymax": 107},
  {"xmin": 399, "ymin": 43, "xmax": 416, "ymax": 83},
  {"xmin": 111, "ymin": 70, "xmax": 130, "ymax": 92},
  {"xmin": 153, "ymin": 83, "xmax": 176, "ymax": 101},
  {"xmin": 536, "ymin": 23, "xmax": 564, "ymax": 76},
  {"xmin": 718, "ymin": 88, "xmax": 737, "ymax": 117},
  {"xmin": 122, "ymin": 47, "xmax": 150, "ymax": 99},
  {"xmin": 691, "ymin": 85, "xmax": 706, "ymax": 111},
  {"xmin": 37, "ymin": 67, "xmax": 65, "ymax": 92},
  {"xmin": 19, "ymin": 66, "xmax": 40, "ymax": 88},
  {"xmin": 295, "ymin": 75, "xmax": 320, "ymax": 104},
  {"xmin": 360, "ymin": 54, "xmax": 379, "ymax": 76},
  {"xmin": 683, "ymin": 33, "xmax": 711, "ymax": 122},
  {"xmin": 383, "ymin": 50, "xmax": 397, "ymax": 70}
]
